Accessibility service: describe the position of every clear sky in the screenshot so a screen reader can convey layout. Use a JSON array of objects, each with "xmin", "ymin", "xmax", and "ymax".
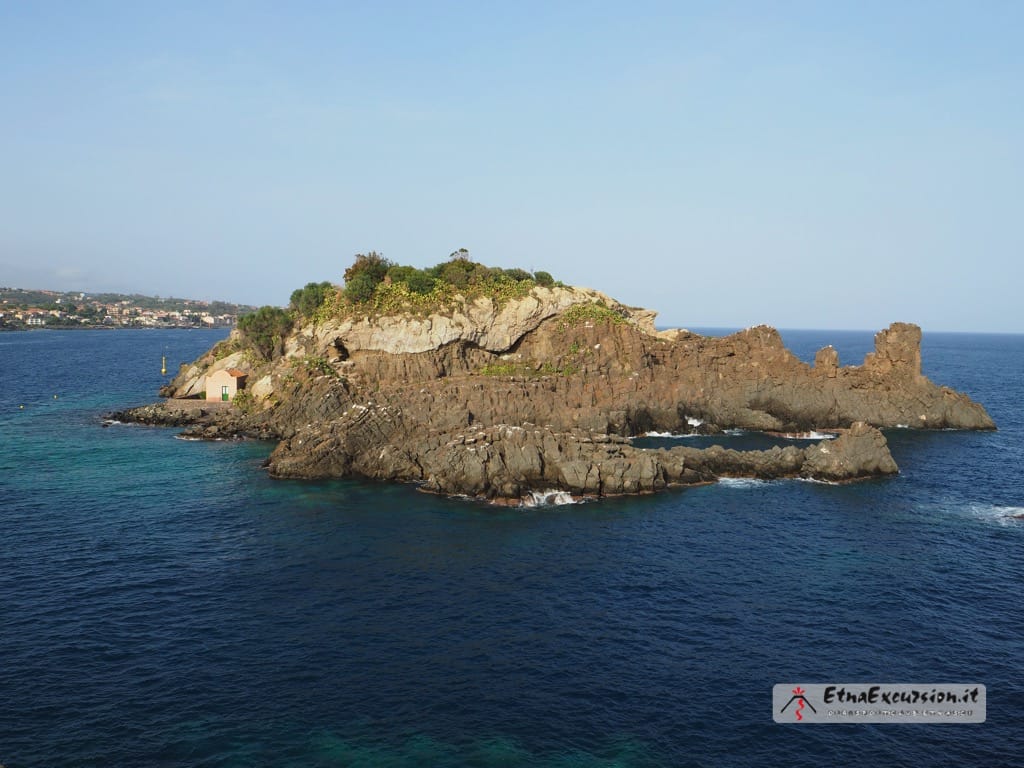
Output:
[{"xmin": 1, "ymin": 1, "xmax": 1021, "ymax": 331}]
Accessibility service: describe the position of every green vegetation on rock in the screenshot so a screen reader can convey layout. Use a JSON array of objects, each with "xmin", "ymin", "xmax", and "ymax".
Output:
[
  {"xmin": 231, "ymin": 389, "xmax": 254, "ymax": 412},
  {"xmin": 237, "ymin": 306, "xmax": 293, "ymax": 360},
  {"xmin": 211, "ymin": 338, "xmax": 243, "ymax": 360},
  {"xmin": 334, "ymin": 250, "xmax": 560, "ymax": 317},
  {"xmin": 290, "ymin": 281, "xmax": 335, "ymax": 318},
  {"xmin": 533, "ymin": 270, "xmax": 555, "ymax": 287},
  {"xmin": 343, "ymin": 252, "xmax": 392, "ymax": 303},
  {"xmin": 557, "ymin": 302, "xmax": 627, "ymax": 329},
  {"xmin": 479, "ymin": 361, "xmax": 523, "ymax": 376},
  {"xmin": 298, "ymin": 356, "xmax": 339, "ymax": 378},
  {"xmin": 385, "ymin": 265, "xmax": 436, "ymax": 295},
  {"xmin": 234, "ymin": 251, "xmax": 565, "ymax": 357}
]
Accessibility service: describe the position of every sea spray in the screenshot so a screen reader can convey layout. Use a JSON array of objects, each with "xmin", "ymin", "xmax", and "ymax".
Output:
[{"xmin": 521, "ymin": 489, "xmax": 577, "ymax": 507}]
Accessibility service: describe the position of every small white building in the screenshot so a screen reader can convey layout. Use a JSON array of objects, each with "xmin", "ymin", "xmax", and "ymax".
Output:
[{"xmin": 205, "ymin": 369, "xmax": 248, "ymax": 402}]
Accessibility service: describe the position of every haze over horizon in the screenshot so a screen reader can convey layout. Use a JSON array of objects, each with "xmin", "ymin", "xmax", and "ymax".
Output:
[{"xmin": 2, "ymin": 2, "xmax": 1021, "ymax": 332}]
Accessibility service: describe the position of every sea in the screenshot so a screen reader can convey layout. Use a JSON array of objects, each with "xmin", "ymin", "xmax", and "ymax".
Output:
[{"xmin": 1, "ymin": 327, "xmax": 1022, "ymax": 767}]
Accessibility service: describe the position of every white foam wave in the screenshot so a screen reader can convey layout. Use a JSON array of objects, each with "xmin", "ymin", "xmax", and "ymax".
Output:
[
  {"xmin": 521, "ymin": 490, "xmax": 577, "ymax": 507},
  {"xmin": 968, "ymin": 504, "xmax": 1024, "ymax": 524},
  {"xmin": 776, "ymin": 431, "xmax": 837, "ymax": 440},
  {"xmin": 724, "ymin": 428, "xmax": 747, "ymax": 436},
  {"xmin": 102, "ymin": 419, "xmax": 148, "ymax": 428},
  {"xmin": 993, "ymin": 505, "xmax": 1024, "ymax": 516},
  {"xmin": 642, "ymin": 431, "xmax": 703, "ymax": 439},
  {"xmin": 717, "ymin": 477, "xmax": 767, "ymax": 488},
  {"xmin": 686, "ymin": 416, "xmax": 704, "ymax": 427}
]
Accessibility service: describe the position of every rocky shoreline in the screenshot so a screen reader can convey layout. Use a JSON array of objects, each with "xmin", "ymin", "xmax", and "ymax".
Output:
[
  {"xmin": 105, "ymin": 400, "xmax": 278, "ymax": 440},
  {"xmin": 107, "ymin": 284, "xmax": 994, "ymax": 504},
  {"xmin": 107, "ymin": 401, "xmax": 898, "ymax": 499}
]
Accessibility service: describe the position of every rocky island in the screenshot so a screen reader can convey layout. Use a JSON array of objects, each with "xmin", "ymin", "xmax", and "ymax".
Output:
[{"xmin": 112, "ymin": 254, "xmax": 995, "ymax": 504}]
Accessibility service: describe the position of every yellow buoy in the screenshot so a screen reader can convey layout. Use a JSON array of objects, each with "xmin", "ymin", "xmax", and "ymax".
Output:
[{"xmin": 161, "ymin": 355, "xmax": 167, "ymax": 375}]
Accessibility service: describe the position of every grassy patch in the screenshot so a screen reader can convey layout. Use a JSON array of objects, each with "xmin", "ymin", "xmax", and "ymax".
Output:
[
  {"xmin": 558, "ymin": 302, "xmax": 627, "ymax": 330},
  {"xmin": 232, "ymin": 389, "xmax": 254, "ymax": 412},
  {"xmin": 288, "ymin": 356, "xmax": 340, "ymax": 379},
  {"xmin": 325, "ymin": 253, "xmax": 563, "ymax": 318},
  {"xmin": 302, "ymin": 356, "xmax": 338, "ymax": 377},
  {"xmin": 211, "ymin": 338, "xmax": 243, "ymax": 360}
]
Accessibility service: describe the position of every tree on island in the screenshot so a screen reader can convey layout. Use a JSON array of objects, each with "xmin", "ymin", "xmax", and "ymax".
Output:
[
  {"xmin": 237, "ymin": 306, "xmax": 293, "ymax": 360},
  {"xmin": 342, "ymin": 252, "xmax": 393, "ymax": 303},
  {"xmin": 337, "ymin": 249, "xmax": 560, "ymax": 306},
  {"xmin": 289, "ymin": 281, "xmax": 335, "ymax": 318}
]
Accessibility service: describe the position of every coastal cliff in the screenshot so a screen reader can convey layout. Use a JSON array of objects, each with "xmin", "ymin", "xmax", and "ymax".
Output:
[{"xmin": 114, "ymin": 266, "xmax": 994, "ymax": 503}]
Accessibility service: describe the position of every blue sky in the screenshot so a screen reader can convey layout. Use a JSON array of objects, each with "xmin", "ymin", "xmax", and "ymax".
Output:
[{"xmin": 2, "ymin": 1, "xmax": 1021, "ymax": 331}]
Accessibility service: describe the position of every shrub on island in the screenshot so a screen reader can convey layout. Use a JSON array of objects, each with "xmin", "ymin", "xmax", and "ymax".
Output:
[
  {"xmin": 337, "ymin": 250, "xmax": 561, "ymax": 315},
  {"xmin": 239, "ymin": 251, "xmax": 563, "ymax": 360},
  {"xmin": 237, "ymin": 306, "xmax": 293, "ymax": 360}
]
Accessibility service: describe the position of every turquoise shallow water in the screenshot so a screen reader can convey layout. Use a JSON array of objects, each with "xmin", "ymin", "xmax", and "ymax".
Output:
[{"xmin": 1, "ymin": 328, "xmax": 1023, "ymax": 767}]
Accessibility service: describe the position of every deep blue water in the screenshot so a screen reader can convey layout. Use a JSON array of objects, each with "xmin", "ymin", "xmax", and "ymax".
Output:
[{"xmin": 2, "ymin": 328, "xmax": 1023, "ymax": 767}]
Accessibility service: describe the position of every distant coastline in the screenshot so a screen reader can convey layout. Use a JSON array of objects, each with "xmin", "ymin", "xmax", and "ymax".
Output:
[
  {"xmin": 1, "ymin": 324, "xmax": 229, "ymax": 332},
  {"xmin": 0, "ymin": 286, "xmax": 256, "ymax": 331}
]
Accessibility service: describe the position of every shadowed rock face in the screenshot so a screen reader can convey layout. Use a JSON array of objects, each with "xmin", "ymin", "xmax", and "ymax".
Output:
[
  {"xmin": 267, "ymin": 418, "xmax": 898, "ymax": 498},
  {"xmin": 128, "ymin": 287, "xmax": 993, "ymax": 502}
]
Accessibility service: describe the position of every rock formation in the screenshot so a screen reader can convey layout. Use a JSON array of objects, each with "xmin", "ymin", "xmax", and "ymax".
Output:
[{"xmin": 116, "ymin": 284, "xmax": 994, "ymax": 503}]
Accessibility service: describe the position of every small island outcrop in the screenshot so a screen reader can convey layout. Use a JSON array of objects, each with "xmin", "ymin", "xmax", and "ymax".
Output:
[{"xmin": 111, "ymin": 254, "xmax": 994, "ymax": 503}]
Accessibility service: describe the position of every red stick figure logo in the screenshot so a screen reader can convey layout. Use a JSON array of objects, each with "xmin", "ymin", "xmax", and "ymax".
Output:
[{"xmin": 780, "ymin": 686, "xmax": 818, "ymax": 721}]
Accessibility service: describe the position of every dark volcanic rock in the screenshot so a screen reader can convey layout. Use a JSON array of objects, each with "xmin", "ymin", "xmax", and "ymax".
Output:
[
  {"xmin": 116, "ymin": 286, "xmax": 993, "ymax": 502},
  {"xmin": 801, "ymin": 422, "xmax": 899, "ymax": 481},
  {"xmin": 106, "ymin": 400, "xmax": 280, "ymax": 440},
  {"xmin": 266, "ymin": 418, "xmax": 899, "ymax": 502},
  {"xmin": 105, "ymin": 402, "xmax": 210, "ymax": 427}
]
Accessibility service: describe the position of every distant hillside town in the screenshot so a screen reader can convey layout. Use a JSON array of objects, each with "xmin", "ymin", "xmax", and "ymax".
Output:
[{"xmin": 0, "ymin": 287, "xmax": 258, "ymax": 330}]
